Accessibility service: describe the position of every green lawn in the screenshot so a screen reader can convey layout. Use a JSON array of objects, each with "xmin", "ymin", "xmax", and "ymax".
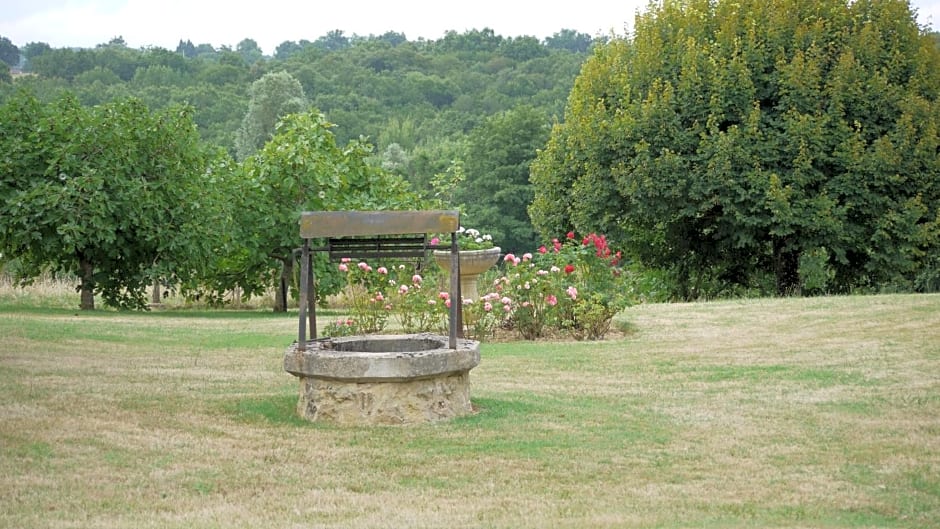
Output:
[{"xmin": 1, "ymin": 294, "xmax": 938, "ymax": 528}]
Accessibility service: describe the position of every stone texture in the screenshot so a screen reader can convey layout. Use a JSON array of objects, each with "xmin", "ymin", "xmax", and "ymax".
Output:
[
  {"xmin": 283, "ymin": 334, "xmax": 480, "ymax": 425},
  {"xmin": 296, "ymin": 372, "xmax": 472, "ymax": 425}
]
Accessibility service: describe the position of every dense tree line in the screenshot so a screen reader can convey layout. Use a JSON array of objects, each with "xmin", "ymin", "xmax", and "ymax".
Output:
[
  {"xmin": 4, "ymin": 6, "xmax": 939, "ymax": 308},
  {"xmin": 0, "ymin": 29, "xmax": 593, "ymax": 175},
  {"xmin": 0, "ymin": 28, "xmax": 594, "ymax": 308}
]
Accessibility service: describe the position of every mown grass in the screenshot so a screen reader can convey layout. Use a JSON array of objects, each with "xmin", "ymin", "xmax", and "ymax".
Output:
[{"xmin": 0, "ymin": 290, "xmax": 938, "ymax": 528}]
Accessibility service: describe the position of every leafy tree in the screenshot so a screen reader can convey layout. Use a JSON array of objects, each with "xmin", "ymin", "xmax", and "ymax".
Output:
[
  {"xmin": 73, "ymin": 66, "xmax": 122, "ymax": 86},
  {"xmin": 545, "ymin": 29, "xmax": 594, "ymax": 53},
  {"xmin": 234, "ymin": 70, "xmax": 306, "ymax": 160},
  {"xmin": 275, "ymin": 40, "xmax": 303, "ymax": 60},
  {"xmin": 500, "ymin": 36, "xmax": 548, "ymax": 61},
  {"xmin": 236, "ymin": 38, "xmax": 264, "ymax": 64},
  {"xmin": 377, "ymin": 31, "xmax": 408, "ymax": 47},
  {"xmin": 314, "ymin": 30, "xmax": 350, "ymax": 51},
  {"xmin": 0, "ymin": 36, "xmax": 19, "ymax": 67},
  {"xmin": 530, "ymin": 0, "xmax": 940, "ymax": 298},
  {"xmin": 30, "ymin": 48, "xmax": 95, "ymax": 80},
  {"xmin": 21, "ymin": 42, "xmax": 51, "ymax": 63},
  {"xmin": 176, "ymin": 39, "xmax": 197, "ymax": 58},
  {"xmin": 0, "ymin": 92, "xmax": 214, "ymax": 309},
  {"xmin": 228, "ymin": 111, "xmax": 420, "ymax": 311},
  {"xmin": 459, "ymin": 105, "xmax": 549, "ymax": 253}
]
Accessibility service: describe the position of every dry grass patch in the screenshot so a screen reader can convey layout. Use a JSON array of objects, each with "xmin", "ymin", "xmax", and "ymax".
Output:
[{"xmin": 0, "ymin": 293, "xmax": 938, "ymax": 528}]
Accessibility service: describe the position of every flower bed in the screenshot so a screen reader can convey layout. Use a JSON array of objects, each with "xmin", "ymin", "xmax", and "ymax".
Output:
[{"xmin": 329, "ymin": 232, "xmax": 635, "ymax": 341}]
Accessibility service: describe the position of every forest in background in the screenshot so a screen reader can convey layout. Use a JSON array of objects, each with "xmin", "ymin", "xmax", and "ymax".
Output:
[
  {"xmin": 2, "ymin": 6, "xmax": 939, "ymax": 307},
  {"xmin": 0, "ymin": 29, "xmax": 600, "ymax": 255}
]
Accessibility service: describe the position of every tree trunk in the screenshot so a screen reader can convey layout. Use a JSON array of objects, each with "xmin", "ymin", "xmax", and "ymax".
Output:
[
  {"xmin": 79, "ymin": 257, "xmax": 95, "ymax": 310},
  {"xmin": 273, "ymin": 257, "xmax": 293, "ymax": 312},
  {"xmin": 151, "ymin": 280, "xmax": 161, "ymax": 305},
  {"xmin": 773, "ymin": 238, "xmax": 801, "ymax": 296}
]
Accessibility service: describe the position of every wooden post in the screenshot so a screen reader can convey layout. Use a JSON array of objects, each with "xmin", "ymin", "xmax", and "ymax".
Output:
[
  {"xmin": 308, "ymin": 249, "xmax": 317, "ymax": 340},
  {"xmin": 298, "ymin": 238, "xmax": 310, "ymax": 352}
]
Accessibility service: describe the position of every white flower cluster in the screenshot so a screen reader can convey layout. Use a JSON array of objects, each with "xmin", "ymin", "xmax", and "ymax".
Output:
[{"xmin": 459, "ymin": 227, "xmax": 493, "ymax": 244}]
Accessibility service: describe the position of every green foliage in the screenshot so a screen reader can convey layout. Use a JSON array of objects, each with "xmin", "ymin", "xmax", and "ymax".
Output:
[
  {"xmin": 0, "ymin": 36, "xmax": 19, "ymax": 67},
  {"xmin": 332, "ymin": 259, "xmax": 447, "ymax": 335},
  {"xmin": 531, "ymin": 0, "xmax": 940, "ymax": 298},
  {"xmin": 0, "ymin": 29, "xmax": 600, "ymax": 307},
  {"xmin": 459, "ymin": 105, "xmax": 550, "ymax": 253},
  {"xmin": 199, "ymin": 111, "xmax": 422, "ymax": 310},
  {"xmin": 336, "ymin": 260, "xmax": 393, "ymax": 333},
  {"xmin": 0, "ymin": 92, "xmax": 214, "ymax": 309},
  {"xmin": 234, "ymin": 71, "xmax": 307, "ymax": 160}
]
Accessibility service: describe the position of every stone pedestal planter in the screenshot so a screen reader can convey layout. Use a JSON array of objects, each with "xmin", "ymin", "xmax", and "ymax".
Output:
[{"xmin": 433, "ymin": 247, "xmax": 501, "ymax": 301}]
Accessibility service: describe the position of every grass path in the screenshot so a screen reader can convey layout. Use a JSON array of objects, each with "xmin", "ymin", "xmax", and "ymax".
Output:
[{"xmin": 1, "ymin": 294, "xmax": 938, "ymax": 528}]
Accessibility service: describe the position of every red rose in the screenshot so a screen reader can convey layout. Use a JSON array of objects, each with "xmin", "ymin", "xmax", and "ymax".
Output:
[{"xmin": 564, "ymin": 264, "xmax": 575, "ymax": 274}]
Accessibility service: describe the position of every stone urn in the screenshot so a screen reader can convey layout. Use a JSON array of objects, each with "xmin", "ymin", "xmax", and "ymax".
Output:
[{"xmin": 433, "ymin": 247, "xmax": 501, "ymax": 301}]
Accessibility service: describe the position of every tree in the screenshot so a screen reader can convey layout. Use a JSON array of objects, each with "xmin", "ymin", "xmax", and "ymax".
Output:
[
  {"xmin": 314, "ymin": 30, "xmax": 350, "ymax": 52},
  {"xmin": 231, "ymin": 111, "xmax": 420, "ymax": 311},
  {"xmin": 236, "ymin": 38, "xmax": 264, "ymax": 64},
  {"xmin": 530, "ymin": 0, "xmax": 940, "ymax": 298},
  {"xmin": 30, "ymin": 47, "xmax": 95, "ymax": 80},
  {"xmin": 275, "ymin": 40, "xmax": 303, "ymax": 60},
  {"xmin": 545, "ymin": 30, "xmax": 594, "ymax": 53},
  {"xmin": 0, "ymin": 36, "xmax": 19, "ymax": 67},
  {"xmin": 21, "ymin": 42, "xmax": 50, "ymax": 62},
  {"xmin": 234, "ymin": 70, "xmax": 307, "ymax": 160},
  {"xmin": 459, "ymin": 105, "xmax": 549, "ymax": 253},
  {"xmin": 0, "ymin": 92, "xmax": 214, "ymax": 309},
  {"xmin": 176, "ymin": 39, "xmax": 197, "ymax": 58}
]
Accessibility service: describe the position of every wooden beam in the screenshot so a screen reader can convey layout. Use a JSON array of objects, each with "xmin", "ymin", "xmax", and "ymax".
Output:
[{"xmin": 300, "ymin": 210, "xmax": 459, "ymax": 238}]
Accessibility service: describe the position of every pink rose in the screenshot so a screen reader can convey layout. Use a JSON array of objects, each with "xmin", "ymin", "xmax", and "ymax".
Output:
[
  {"xmin": 338, "ymin": 263, "xmax": 348, "ymax": 272},
  {"xmin": 377, "ymin": 266, "xmax": 388, "ymax": 275}
]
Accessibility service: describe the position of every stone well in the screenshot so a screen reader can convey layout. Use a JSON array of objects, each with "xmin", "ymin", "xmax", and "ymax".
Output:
[{"xmin": 283, "ymin": 334, "xmax": 480, "ymax": 425}]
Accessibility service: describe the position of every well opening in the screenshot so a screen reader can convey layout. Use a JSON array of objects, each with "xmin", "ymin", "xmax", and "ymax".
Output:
[{"xmin": 330, "ymin": 336, "xmax": 445, "ymax": 353}]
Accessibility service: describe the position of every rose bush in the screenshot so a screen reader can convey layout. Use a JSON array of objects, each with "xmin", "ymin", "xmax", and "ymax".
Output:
[
  {"xmin": 331, "ymin": 231, "xmax": 634, "ymax": 340},
  {"xmin": 336, "ymin": 259, "xmax": 393, "ymax": 333},
  {"xmin": 494, "ymin": 231, "xmax": 635, "ymax": 340}
]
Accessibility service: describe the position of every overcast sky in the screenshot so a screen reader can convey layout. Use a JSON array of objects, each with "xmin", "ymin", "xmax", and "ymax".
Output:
[{"xmin": 3, "ymin": 0, "xmax": 939, "ymax": 54}]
